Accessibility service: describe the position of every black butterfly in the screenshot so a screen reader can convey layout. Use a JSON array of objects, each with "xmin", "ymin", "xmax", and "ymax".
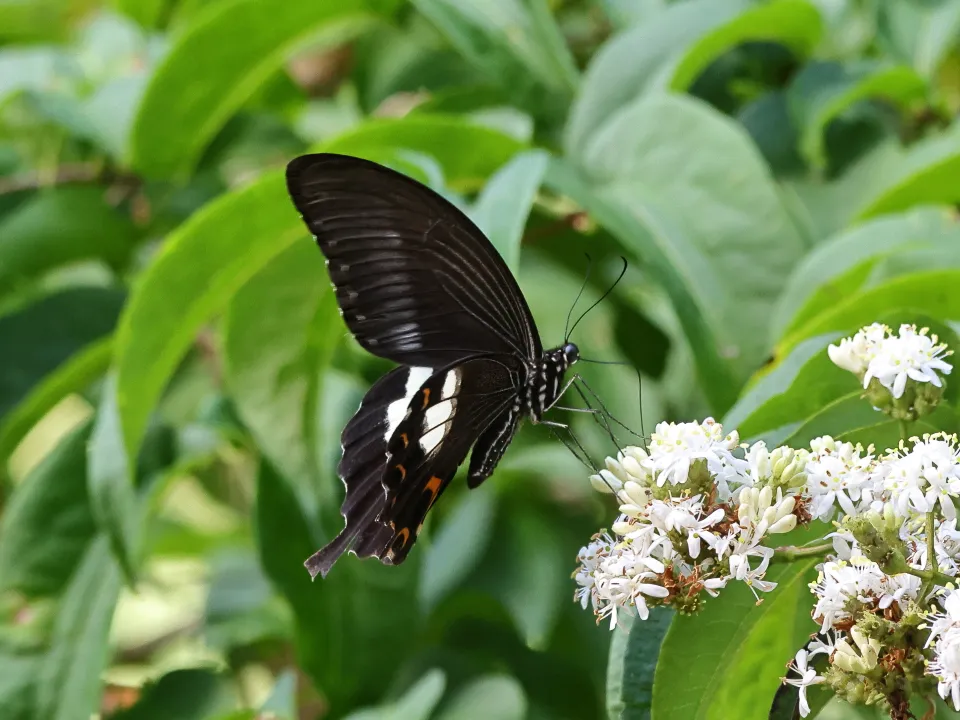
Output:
[{"xmin": 286, "ymin": 153, "xmax": 581, "ymax": 579}]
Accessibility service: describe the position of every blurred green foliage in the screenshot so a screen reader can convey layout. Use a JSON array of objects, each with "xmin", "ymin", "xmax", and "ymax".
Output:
[{"xmin": 2, "ymin": 0, "xmax": 960, "ymax": 718}]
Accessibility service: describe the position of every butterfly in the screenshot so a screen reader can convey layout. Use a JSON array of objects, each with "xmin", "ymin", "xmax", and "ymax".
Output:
[{"xmin": 285, "ymin": 153, "xmax": 582, "ymax": 579}]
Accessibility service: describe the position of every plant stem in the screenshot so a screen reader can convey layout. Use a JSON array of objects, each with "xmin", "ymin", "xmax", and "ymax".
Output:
[{"xmin": 773, "ymin": 542, "xmax": 833, "ymax": 561}]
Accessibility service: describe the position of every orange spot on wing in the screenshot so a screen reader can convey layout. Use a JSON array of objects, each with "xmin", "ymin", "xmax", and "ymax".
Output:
[
  {"xmin": 424, "ymin": 475, "xmax": 443, "ymax": 507},
  {"xmin": 400, "ymin": 432, "xmax": 409, "ymax": 447},
  {"xmin": 395, "ymin": 463, "xmax": 406, "ymax": 479},
  {"xmin": 396, "ymin": 527, "xmax": 411, "ymax": 547},
  {"xmin": 422, "ymin": 388, "xmax": 431, "ymax": 408}
]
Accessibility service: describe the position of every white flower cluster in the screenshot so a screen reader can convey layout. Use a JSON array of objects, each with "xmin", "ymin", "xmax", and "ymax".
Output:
[
  {"xmin": 828, "ymin": 323, "xmax": 952, "ymax": 400},
  {"xmin": 574, "ymin": 323, "xmax": 960, "ymax": 717},
  {"xmin": 574, "ymin": 419, "xmax": 807, "ymax": 629},
  {"xmin": 925, "ymin": 590, "xmax": 960, "ymax": 710}
]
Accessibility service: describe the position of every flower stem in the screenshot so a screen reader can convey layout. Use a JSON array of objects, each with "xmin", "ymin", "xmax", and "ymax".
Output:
[{"xmin": 773, "ymin": 542, "xmax": 833, "ymax": 561}]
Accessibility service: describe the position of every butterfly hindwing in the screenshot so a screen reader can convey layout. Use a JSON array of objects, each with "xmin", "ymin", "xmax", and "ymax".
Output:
[
  {"xmin": 376, "ymin": 356, "xmax": 521, "ymax": 565},
  {"xmin": 285, "ymin": 153, "xmax": 542, "ymax": 369},
  {"xmin": 304, "ymin": 365, "xmax": 430, "ymax": 579}
]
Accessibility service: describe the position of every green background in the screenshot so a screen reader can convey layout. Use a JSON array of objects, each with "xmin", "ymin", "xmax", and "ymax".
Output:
[{"xmin": 3, "ymin": 0, "xmax": 960, "ymax": 718}]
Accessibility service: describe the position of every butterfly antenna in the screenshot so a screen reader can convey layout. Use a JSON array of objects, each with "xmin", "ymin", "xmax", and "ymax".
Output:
[
  {"xmin": 574, "ymin": 360, "xmax": 647, "ymax": 442},
  {"xmin": 566, "ymin": 256, "xmax": 628, "ymax": 341},
  {"xmin": 564, "ymin": 253, "xmax": 593, "ymax": 342}
]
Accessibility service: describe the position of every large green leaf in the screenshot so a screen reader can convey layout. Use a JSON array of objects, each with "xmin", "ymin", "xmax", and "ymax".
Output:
[
  {"xmin": 34, "ymin": 536, "xmax": 122, "ymax": 720},
  {"xmin": 0, "ymin": 645, "xmax": 38, "ymax": 720},
  {"xmin": 109, "ymin": 668, "xmax": 238, "ymax": 720},
  {"xmin": 418, "ymin": 486, "xmax": 497, "ymax": 613},
  {"xmin": 0, "ymin": 287, "xmax": 124, "ymax": 420},
  {"xmin": 0, "ymin": 336, "xmax": 111, "ymax": 464},
  {"xmin": 778, "ymin": 269, "xmax": 960, "ymax": 355},
  {"xmin": 854, "ymin": 122, "xmax": 960, "ymax": 220},
  {"xmin": 470, "ymin": 149, "xmax": 548, "ymax": 272},
  {"xmin": 222, "ymin": 239, "xmax": 339, "ymax": 519},
  {"xmin": 555, "ymin": 94, "xmax": 806, "ymax": 412},
  {"xmin": 319, "ymin": 114, "xmax": 525, "ymax": 190},
  {"xmin": 0, "ymin": 419, "xmax": 97, "ymax": 597},
  {"xmin": 256, "ymin": 460, "xmax": 420, "ymax": 714},
  {"xmin": 772, "ymin": 207, "xmax": 960, "ymax": 338},
  {"xmin": 410, "ymin": 0, "xmax": 577, "ymax": 123},
  {"xmin": 0, "ymin": 187, "xmax": 137, "ymax": 295},
  {"xmin": 129, "ymin": 0, "xmax": 379, "ymax": 177},
  {"xmin": 669, "ymin": 0, "xmax": 821, "ymax": 91},
  {"xmin": 565, "ymin": 0, "xmax": 748, "ymax": 158},
  {"xmin": 787, "ymin": 60, "xmax": 927, "ymax": 170},
  {"xmin": 876, "ymin": 0, "xmax": 960, "ymax": 78},
  {"xmin": 436, "ymin": 675, "xmax": 527, "ymax": 720},
  {"xmin": 344, "ymin": 669, "xmax": 446, "ymax": 720},
  {"xmin": 652, "ymin": 556, "xmax": 819, "ymax": 720},
  {"xmin": 114, "ymin": 172, "xmax": 296, "ymax": 487},
  {"xmin": 605, "ymin": 609, "xmax": 673, "ymax": 720}
]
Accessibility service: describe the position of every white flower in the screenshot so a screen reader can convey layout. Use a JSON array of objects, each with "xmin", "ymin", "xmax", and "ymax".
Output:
[
  {"xmin": 930, "ymin": 627, "xmax": 960, "ymax": 711},
  {"xmin": 828, "ymin": 322, "xmax": 888, "ymax": 374},
  {"xmin": 874, "ymin": 435, "xmax": 960, "ymax": 519},
  {"xmin": 928, "ymin": 592, "xmax": 960, "ymax": 711},
  {"xmin": 738, "ymin": 485, "xmax": 797, "ymax": 535},
  {"xmin": 862, "ymin": 324, "xmax": 952, "ymax": 399},
  {"xmin": 784, "ymin": 648, "xmax": 823, "ymax": 717},
  {"xmin": 805, "ymin": 436, "xmax": 874, "ymax": 521},
  {"xmin": 644, "ymin": 417, "xmax": 741, "ymax": 488},
  {"xmin": 589, "ymin": 449, "xmax": 652, "ymax": 496},
  {"xmin": 810, "ymin": 558, "xmax": 886, "ymax": 632},
  {"xmin": 832, "ymin": 627, "xmax": 880, "ymax": 673},
  {"xmin": 878, "ymin": 572, "xmax": 921, "ymax": 610},
  {"xmin": 926, "ymin": 588, "xmax": 960, "ymax": 648}
]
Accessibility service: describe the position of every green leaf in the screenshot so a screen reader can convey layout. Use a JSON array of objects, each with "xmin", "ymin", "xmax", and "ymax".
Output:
[
  {"xmin": 0, "ymin": 336, "xmax": 112, "ymax": 464},
  {"xmin": 876, "ymin": 0, "xmax": 960, "ymax": 79},
  {"xmin": 555, "ymin": 94, "xmax": 806, "ymax": 412},
  {"xmin": 222, "ymin": 239, "xmax": 340, "ymax": 519},
  {"xmin": 410, "ymin": 0, "xmax": 578, "ymax": 121},
  {"xmin": 723, "ymin": 333, "xmax": 844, "ymax": 442},
  {"xmin": 319, "ymin": 115, "xmax": 525, "ymax": 190},
  {"xmin": 0, "ymin": 0, "xmax": 80, "ymax": 42},
  {"xmin": 669, "ymin": 0, "xmax": 822, "ymax": 92},
  {"xmin": 88, "ymin": 373, "xmax": 139, "ymax": 581},
  {"xmin": 256, "ymin": 460, "xmax": 421, "ymax": 714},
  {"xmin": 470, "ymin": 149, "xmax": 548, "ymax": 272},
  {"xmin": 114, "ymin": 172, "xmax": 296, "ymax": 485},
  {"xmin": 778, "ymin": 269, "xmax": 960, "ymax": 356},
  {"xmin": 109, "ymin": 668, "xmax": 237, "ymax": 720},
  {"xmin": 259, "ymin": 670, "xmax": 298, "ymax": 720},
  {"xmin": 0, "ymin": 187, "xmax": 138, "ymax": 295},
  {"xmin": 652, "ymin": 557, "xmax": 819, "ymax": 720},
  {"xmin": 0, "ymin": 646, "xmax": 39, "ymax": 720},
  {"xmin": 418, "ymin": 486, "xmax": 497, "ymax": 613},
  {"xmin": 565, "ymin": 0, "xmax": 748, "ymax": 158},
  {"xmin": 605, "ymin": 608, "xmax": 673, "ymax": 720},
  {"xmin": 34, "ymin": 536, "xmax": 122, "ymax": 720},
  {"xmin": 787, "ymin": 60, "xmax": 927, "ymax": 169},
  {"xmin": 436, "ymin": 674, "xmax": 527, "ymax": 720},
  {"xmin": 737, "ymin": 91, "xmax": 804, "ymax": 176},
  {"xmin": 112, "ymin": 0, "xmax": 167, "ymax": 28},
  {"xmin": 772, "ymin": 207, "xmax": 960, "ymax": 339},
  {"xmin": 482, "ymin": 500, "xmax": 567, "ymax": 650},
  {"xmin": 345, "ymin": 669, "xmax": 447, "ymax": 720},
  {"xmin": 129, "ymin": 0, "xmax": 379, "ymax": 177},
  {"xmin": 855, "ymin": 122, "xmax": 960, "ymax": 220},
  {"xmin": 0, "ymin": 419, "xmax": 97, "ymax": 597},
  {"xmin": 0, "ymin": 287, "xmax": 124, "ymax": 420}
]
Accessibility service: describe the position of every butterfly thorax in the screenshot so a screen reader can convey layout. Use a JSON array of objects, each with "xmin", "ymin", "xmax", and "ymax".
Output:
[{"xmin": 525, "ymin": 342, "xmax": 579, "ymax": 420}]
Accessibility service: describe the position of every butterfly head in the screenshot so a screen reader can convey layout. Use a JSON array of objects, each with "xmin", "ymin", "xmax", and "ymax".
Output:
[{"xmin": 562, "ymin": 342, "xmax": 580, "ymax": 367}]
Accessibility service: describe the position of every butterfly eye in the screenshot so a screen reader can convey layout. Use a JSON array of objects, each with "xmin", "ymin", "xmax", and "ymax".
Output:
[{"xmin": 563, "ymin": 343, "xmax": 580, "ymax": 365}]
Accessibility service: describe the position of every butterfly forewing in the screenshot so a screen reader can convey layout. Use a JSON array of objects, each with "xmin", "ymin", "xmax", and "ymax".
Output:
[{"xmin": 286, "ymin": 154, "xmax": 541, "ymax": 368}]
